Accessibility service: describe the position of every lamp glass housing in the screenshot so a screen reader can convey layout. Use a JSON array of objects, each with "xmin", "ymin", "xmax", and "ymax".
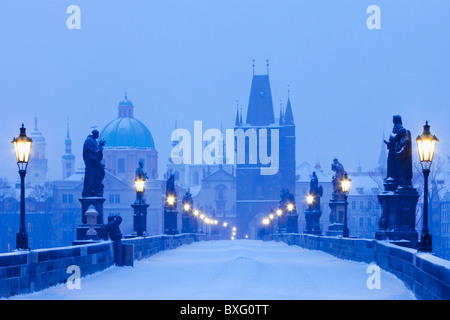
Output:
[
  {"xmin": 135, "ymin": 179, "xmax": 145, "ymax": 193},
  {"xmin": 416, "ymin": 121, "xmax": 438, "ymax": 171},
  {"xmin": 341, "ymin": 178, "xmax": 352, "ymax": 194},
  {"xmin": 12, "ymin": 124, "xmax": 32, "ymax": 171}
]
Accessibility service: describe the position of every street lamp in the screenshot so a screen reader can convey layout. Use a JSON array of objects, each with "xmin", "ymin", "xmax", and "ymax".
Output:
[
  {"xmin": 340, "ymin": 174, "xmax": 352, "ymax": 238},
  {"xmin": 166, "ymin": 195, "xmax": 176, "ymax": 207},
  {"xmin": 306, "ymin": 194, "xmax": 314, "ymax": 207},
  {"xmin": 286, "ymin": 203, "xmax": 295, "ymax": 212},
  {"xmin": 133, "ymin": 178, "xmax": 146, "ymax": 236},
  {"xmin": 416, "ymin": 121, "xmax": 438, "ymax": 252},
  {"xmin": 12, "ymin": 124, "xmax": 32, "ymax": 250}
]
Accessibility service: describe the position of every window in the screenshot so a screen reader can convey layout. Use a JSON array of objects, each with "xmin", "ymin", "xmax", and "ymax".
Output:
[
  {"xmin": 193, "ymin": 172, "xmax": 199, "ymax": 186},
  {"xmin": 360, "ymin": 201, "xmax": 364, "ymax": 210},
  {"xmin": 62, "ymin": 194, "xmax": 68, "ymax": 203},
  {"xmin": 352, "ymin": 201, "xmax": 356, "ymax": 210},
  {"xmin": 109, "ymin": 194, "xmax": 114, "ymax": 203},
  {"xmin": 115, "ymin": 194, "xmax": 120, "ymax": 203},
  {"xmin": 359, "ymin": 217, "xmax": 364, "ymax": 227},
  {"xmin": 68, "ymin": 194, "xmax": 73, "ymax": 203},
  {"xmin": 118, "ymin": 158, "xmax": 125, "ymax": 173},
  {"xmin": 216, "ymin": 185, "xmax": 227, "ymax": 201}
]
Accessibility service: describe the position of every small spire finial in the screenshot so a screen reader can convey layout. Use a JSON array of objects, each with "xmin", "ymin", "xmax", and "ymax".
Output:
[
  {"xmin": 288, "ymin": 84, "xmax": 291, "ymax": 99},
  {"xmin": 34, "ymin": 117, "xmax": 38, "ymax": 130},
  {"xmin": 66, "ymin": 117, "xmax": 70, "ymax": 138},
  {"xmin": 252, "ymin": 59, "xmax": 255, "ymax": 75},
  {"xmin": 125, "ymin": 91, "xmax": 127, "ymax": 100},
  {"xmin": 266, "ymin": 59, "xmax": 269, "ymax": 75}
]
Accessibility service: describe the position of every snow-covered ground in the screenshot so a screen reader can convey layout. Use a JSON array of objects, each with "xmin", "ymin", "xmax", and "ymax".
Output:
[{"xmin": 10, "ymin": 240, "xmax": 415, "ymax": 300}]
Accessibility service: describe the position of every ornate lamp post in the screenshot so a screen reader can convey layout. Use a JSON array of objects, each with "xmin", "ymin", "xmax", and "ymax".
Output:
[
  {"xmin": 181, "ymin": 192, "xmax": 194, "ymax": 233},
  {"xmin": 12, "ymin": 124, "xmax": 32, "ymax": 250},
  {"xmin": 340, "ymin": 174, "xmax": 352, "ymax": 238},
  {"xmin": 132, "ymin": 177, "xmax": 148, "ymax": 237},
  {"xmin": 164, "ymin": 174, "xmax": 179, "ymax": 235},
  {"xmin": 416, "ymin": 121, "xmax": 438, "ymax": 252}
]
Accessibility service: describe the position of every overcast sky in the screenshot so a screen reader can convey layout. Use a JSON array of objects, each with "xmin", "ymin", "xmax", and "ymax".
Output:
[{"xmin": 0, "ymin": 0, "xmax": 449, "ymax": 182}]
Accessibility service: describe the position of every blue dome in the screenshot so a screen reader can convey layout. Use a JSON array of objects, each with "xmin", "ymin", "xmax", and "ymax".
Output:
[
  {"xmin": 100, "ymin": 117, "xmax": 155, "ymax": 149},
  {"xmin": 99, "ymin": 94, "xmax": 156, "ymax": 149}
]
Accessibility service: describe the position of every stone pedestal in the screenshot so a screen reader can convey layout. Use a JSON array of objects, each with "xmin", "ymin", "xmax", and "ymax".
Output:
[
  {"xmin": 375, "ymin": 187, "xmax": 419, "ymax": 242},
  {"xmin": 278, "ymin": 214, "xmax": 288, "ymax": 233},
  {"xmin": 304, "ymin": 209, "xmax": 322, "ymax": 235},
  {"xmin": 326, "ymin": 199, "xmax": 346, "ymax": 236},
  {"xmin": 164, "ymin": 209, "xmax": 179, "ymax": 235},
  {"xmin": 131, "ymin": 203, "xmax": 149, "ymax": 237},
  {"xmin": 286, "ymin": 214, "xmax": 299, "ymax": 233},
  {"xmin": 75, "ymin": 197, "xmax": 107, "ymax": 242}
]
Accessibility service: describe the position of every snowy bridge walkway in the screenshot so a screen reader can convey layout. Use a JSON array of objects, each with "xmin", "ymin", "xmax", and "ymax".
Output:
[{"xmin": 12, "ymin": 240, "xmax": 415, "ymax": 300}]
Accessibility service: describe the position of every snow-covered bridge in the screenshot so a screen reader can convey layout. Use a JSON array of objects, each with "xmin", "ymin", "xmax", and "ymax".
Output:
[{"xmin": 9, "ymin": 240, "xmax": 415, "ymax": 300}]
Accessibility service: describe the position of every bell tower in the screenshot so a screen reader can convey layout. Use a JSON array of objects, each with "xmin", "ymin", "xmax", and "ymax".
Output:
[{"xmin": 61, "ymin": 118, "xmax": 76, "ymax": 179}]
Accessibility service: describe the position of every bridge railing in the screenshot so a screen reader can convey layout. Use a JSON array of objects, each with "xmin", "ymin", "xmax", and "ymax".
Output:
[
  {"xmin": 0, "ymin": 233, "xmax": 219, "ymax": 298},
  {"xmin": 271, "ymin": 233, "xmax": 450, "ymax": 300}
]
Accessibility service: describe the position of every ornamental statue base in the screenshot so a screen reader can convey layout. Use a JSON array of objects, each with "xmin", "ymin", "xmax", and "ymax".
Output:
[
  {"xmin": 326, "ymin": 199, "xmax": 346, "ymax": 236},
  {"xmin": 74, "ymin": 197, "xmax": 107, "ymax": 243},
  {"xmin": 131, "ymin": 202, "xmax": 149, "ymax": 237},
  {"xmin": 304, "ymin": 209, "xmax": 322, "ymax": 235},
  {"xmin": 286, "ymin": 214, "xmax": 299, "ymax": 233},
  {"xmin": 164, "ymin": 209, "xmax": 179, "ymax": 235},
  {"xmin": 375, "ymin": 186, "xmax": 419, "ymax": 243}
]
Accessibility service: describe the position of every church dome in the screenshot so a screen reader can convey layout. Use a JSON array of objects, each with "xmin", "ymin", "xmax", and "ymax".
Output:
[{"xmin": 99, "ymin": 94, "xmax": 155, "ymax": 149}]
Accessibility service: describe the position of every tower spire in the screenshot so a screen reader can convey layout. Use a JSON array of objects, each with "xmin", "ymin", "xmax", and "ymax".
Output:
[
  {"xmin": 252, "ymin": 59, "xmax": 255, "ymax": 75},
  {"xmin": 66, "ymin": 117, "xmax": 70, "ymax": 139},
  {"xmin": 235, "ymin": 100, "xmax": 240, "ymax": 126},
  {"xmin": 266, "ymin": 59, "xmax": 269, "ymax": 75},
  {"xmin": 279, "ymin": 101, "xmax": 284, "ymax": 125},
  {"xmin": 283, "ymin": 86, "xmax": 295, "ymax": 126}
]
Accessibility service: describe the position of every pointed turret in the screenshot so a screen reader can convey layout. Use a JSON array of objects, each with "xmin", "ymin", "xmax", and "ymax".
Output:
[
  {"xmin": 235, "ymin": 102, "xmax": 241, "ymax": 126},
  {"xmin": 246, "ymin": 62, "xmax": 275, "ymax": 126},
  {"xmin": 279, "ymin": 102, "xmax": 284, "ymax": 125},
  {"xmin": 283, "ymin": 96, "xmax": 294, "ymax": 126}
]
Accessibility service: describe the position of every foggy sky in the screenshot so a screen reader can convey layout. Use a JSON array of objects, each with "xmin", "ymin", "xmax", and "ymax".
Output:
[{"xmin": 0, "ymin": 0, "xmax": 449, "ymax": 183}]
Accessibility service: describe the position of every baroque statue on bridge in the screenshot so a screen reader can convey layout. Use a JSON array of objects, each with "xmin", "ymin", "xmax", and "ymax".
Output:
[
  {"xmin": 331, "ymin": 158, "xmax": 346, "ymax": 200},
  {"xmin": 82, "ymin": 129, "xmax": 106, "ymax": 198},
  {"xmin": 384, "ymin": 115, "xmax": 413, "ymax": 190},
  {"xmin": 309, "ymin": 171, "xmax": 323, "ymax": 211}
]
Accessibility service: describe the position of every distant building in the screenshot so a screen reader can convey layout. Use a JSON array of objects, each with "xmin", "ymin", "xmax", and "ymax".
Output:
[
  {"xmin": 438, "ymin": 191, "xmax": 450, "ymax": 260},
  {"xmin": 27, "ymin": 118, "xmax": 48, "ymax": 186}
]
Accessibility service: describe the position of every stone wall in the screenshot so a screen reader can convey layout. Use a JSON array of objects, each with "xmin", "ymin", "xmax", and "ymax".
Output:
[
  {"xmin": 271, "ymin": 233, "xmax": 450, "ymax": 300},
  {"xmin": 0, "ymin": 234, "xmax": 218, "ymax": 298}
]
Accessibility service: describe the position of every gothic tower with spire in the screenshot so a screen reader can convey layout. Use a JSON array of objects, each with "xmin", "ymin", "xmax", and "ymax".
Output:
[
  {"xmin": 234, "ymin": 62, "xmax": 296, "ymax": 238},
  {"xmin": 61, "ymin": 118, "xmax": 76, "ymax": 179}
]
